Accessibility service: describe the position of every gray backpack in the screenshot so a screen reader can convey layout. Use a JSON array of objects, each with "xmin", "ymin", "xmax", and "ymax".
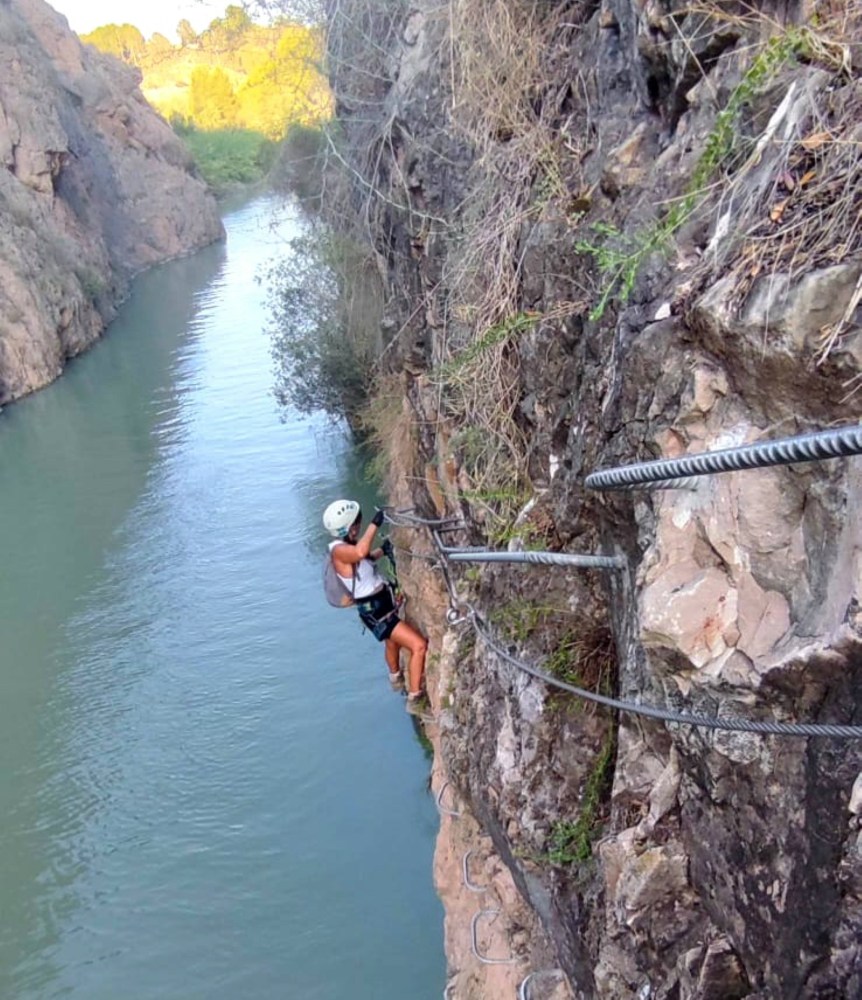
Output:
[{"xmin": 323, "ymin": 554, "xmax": 355, "ymax": 608}]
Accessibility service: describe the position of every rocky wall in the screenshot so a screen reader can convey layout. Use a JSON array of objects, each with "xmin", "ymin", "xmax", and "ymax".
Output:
[
  {"xmin": 0, "ymin": 0, "xmax": 223, "ymax": 405},
  {"xmin": 328, "ymin": 0, "xmax": 862, "ymax": 995}
]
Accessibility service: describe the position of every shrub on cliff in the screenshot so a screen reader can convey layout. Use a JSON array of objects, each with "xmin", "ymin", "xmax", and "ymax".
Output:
[
  {"xmin": 265, "ymin": 226, "xmax": 383, "ymax": 425},
  {"xmin": 270, "ymin": 122, "xmax": 332, "ymax": 212}
]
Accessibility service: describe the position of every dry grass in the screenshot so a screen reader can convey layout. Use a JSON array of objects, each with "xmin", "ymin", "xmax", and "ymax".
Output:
[
  {"xmin": 433, "ymin": 303, "xmax": 583, "ymax": 526},
  {"xmin": 358, "ymin": 372, "xmax": 415, "ymax": 486},
  {"xmin": 680, "ymin": 37, "xmax": 862, "ymax": 367},
  {"xmin": 713, "ymin": 88, "xmax": 862, "ymax": 353},
  {"xmin": 491, "ymin": 599, "xmax": 617, "ymax": 706},
  {"xmin": 301, "ymin": 0, "xmax": 592, "ymax": 513},
  {"xmin": 428, "ymin": 0, "xmax": 593, "ymax": 519},
  {"xmin": 445, "ymin": 0, "xmax": 588, "ymax": 334}
]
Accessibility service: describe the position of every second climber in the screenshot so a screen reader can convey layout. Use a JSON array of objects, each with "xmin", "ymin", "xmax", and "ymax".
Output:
[{"xmin": 323, "ymin": 499, "xmax": 428, "ymax": 713}]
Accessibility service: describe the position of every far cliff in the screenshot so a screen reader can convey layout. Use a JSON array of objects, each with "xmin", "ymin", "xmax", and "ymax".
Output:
[{"xmin": 0, "ymin": 0, "xmax": 224, "ymax": 406}]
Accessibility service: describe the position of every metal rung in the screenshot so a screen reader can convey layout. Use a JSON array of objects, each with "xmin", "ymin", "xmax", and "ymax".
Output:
[
  {"xmin": 446, "ymin": 550, "xmax": 625, "ymax": 569},
  {"xmin": 586, "ymin": 423, "xmax": 862, "ymax": 491},
  {"xmin": 462, "ymin": 850, "xmax": 488, "ymax": 893},
  {"xmin": 470, "ymin": 909, "xmax": 517, "ymax": 965},
  {"xmin": 436, "ymin": 780, "xmax": 461, "ymax": 818},
  {"xmin": 518, "ymin": 969, "xmax": 566, "ymax": 999}
]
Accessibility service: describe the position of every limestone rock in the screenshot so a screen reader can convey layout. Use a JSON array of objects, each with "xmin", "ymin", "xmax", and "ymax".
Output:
[
  {"xmin": 690, "ymin": 938, "xmax": 749, "ymax": 1000},
  {"xmin": 641, "ymin": 563, "xmax": 737, "ymax": 669},
  {"xmin": 849, "ymin": 772, "xmax": 862, "ymax": 816},
  {"xmin": 614, "ymin": 844, "xmax": 691, "ymax": 932},
  {"xmin": 740, "ymin": 264, "xmax": 862, "ymax": 356},
  {"xmin": 0, "ymin": 0, "xmax": 223, "ymax": 405}
]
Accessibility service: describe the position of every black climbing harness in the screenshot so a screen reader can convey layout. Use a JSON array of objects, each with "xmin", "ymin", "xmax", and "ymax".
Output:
[{"xmin": 357, "ymin": 534, "xmax": 404, "ymax": 634}]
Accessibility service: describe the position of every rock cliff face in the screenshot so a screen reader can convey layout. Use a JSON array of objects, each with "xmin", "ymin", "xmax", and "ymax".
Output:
[
  {"xmin": 0, "ymin": 0, "xmax": 223, "ymax": 405},
  {"xmin": 327, "ymin": 0, "xmax": 862, "ymax": 996}
]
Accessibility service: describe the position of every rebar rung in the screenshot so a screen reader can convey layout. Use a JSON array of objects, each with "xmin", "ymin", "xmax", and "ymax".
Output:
[
  {"xmin": 470, "ymin": 909, "xmax": 517, "ymax": 965},
  {"xmin": 446, "ymin": 549, "xmax": 625, "ymax": 569}
]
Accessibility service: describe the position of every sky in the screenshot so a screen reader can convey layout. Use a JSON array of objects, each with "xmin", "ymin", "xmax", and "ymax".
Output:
[{"xmin": 51, "ymin": 0, "xmax": 225, "ymax": 40}]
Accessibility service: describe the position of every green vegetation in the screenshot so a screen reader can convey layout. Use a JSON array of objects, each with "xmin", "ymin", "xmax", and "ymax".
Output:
[
  {"xmin": 74, "ymin": 266, "xmax": 106, "ymax": 302},
  {"xmin": 410, "ymin": 718, "xmax": 434, "ymax": 759},
  {"xmin": 435, "ymin": 312, "xmax": 539, "ymax": 379},
  {"xmin": 175, "ymin": 125, "xmax": 276, "ymax": 191},
  {"xmin": 80, "ymin": 22, "xmax": 146, "ymax": 63},
  {"xmin": 264, "ymin": 226, "xmax": 383, "ymax": 424},
  {"xmin": 270, "ymin": 123, "xmax": 330, "ymax": 211},
  {"xmin": 545, "ymin": 732, "xmax": 615, "ymax": 866},
  {"xmin": 263, "ymin": 109, "xmax": 391, "ymax": 427},
  {"xmin": 188, "ymin": 67, "xmax": 239, "ymax": 129},
  {"xmin": 576, "ymin": 29, "xmax": 808, "ymax": 320},
  {"xmin": 545, "ymin": 624, "xmax": 616, "ymax": 696},
  {"xmin": 491, "ymin": 600, "xmax": 568, "ymax": 642}
]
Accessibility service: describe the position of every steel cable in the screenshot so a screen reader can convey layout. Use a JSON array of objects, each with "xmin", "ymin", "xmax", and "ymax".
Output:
[
  {"xmin": 383, "ymin": 508, "xmax": 463, "ymax": 528},
  {"xmin": 470, "ymin": 608, "xmax": 862, "ymax": 738},
  {"xmin": 585, "ymin": 424, "xmax": 862, "ymax": 490},
  {"xmin": 377, "ymin": 509, "xmax": 862, "ymax": 738}
]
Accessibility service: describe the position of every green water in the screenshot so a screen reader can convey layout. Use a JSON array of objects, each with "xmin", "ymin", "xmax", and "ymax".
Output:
[{"xmin": 0, "ymin": 197, "xmax": 445, "ymax": 999}]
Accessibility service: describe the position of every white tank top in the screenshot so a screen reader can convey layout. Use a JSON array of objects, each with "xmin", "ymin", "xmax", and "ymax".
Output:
[{"xmin": 329, "ymin": 540, "xmax": 387, "ymax": 600}]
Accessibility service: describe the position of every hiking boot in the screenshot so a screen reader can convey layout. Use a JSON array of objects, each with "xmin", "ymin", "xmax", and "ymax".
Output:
[
  {"xmin": 405, "ymin": 692, "xmax": 431, "ymax": 718},
  {"xmin": 388, "ymin": 670, "xmax": 405, "ymax": 691}
]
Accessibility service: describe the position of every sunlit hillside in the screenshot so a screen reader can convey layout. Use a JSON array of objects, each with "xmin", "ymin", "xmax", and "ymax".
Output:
[{"xmin": 80, "ymin": 6, "xmax": 331, "ymax": 139}]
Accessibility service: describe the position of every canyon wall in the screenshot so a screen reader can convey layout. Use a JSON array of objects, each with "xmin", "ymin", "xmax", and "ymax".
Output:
[
  {"xmin": 0, "ymin": 0, "xmax": 223, "ymax": 405},
  {"xmin": 325, "ymin": 0, "xmax": 862, "ymax": 995}
]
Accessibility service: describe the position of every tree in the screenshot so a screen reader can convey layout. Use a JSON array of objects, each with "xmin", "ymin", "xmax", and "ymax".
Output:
[
  {"xmin": 235, "ymin": 23, "xmax": 329, "ymax": 137},
  {"xmin": 189, "ymin": 66, "xmax": 239, "ymax": 129},
  {"xmin": 266, "ymin": 227, "xmax": 382, "ymax": 423},
  {"xmin": 223, "ymin": 5, "xmax": 252, "ymax": 38},
  {"xmin": 146, "ymin": 32, "xmax": 173, "ymax": 64},
  {"xmin": 202, "ymin": 4, "xmax": 251, "ymax": 52},
  {"xmin": 81, "ymin": 23, "xmax": 146, "ymax": 64},
  {"xmin": 177, "ymin": 19, "xmax": 197, "ymax": 47}
]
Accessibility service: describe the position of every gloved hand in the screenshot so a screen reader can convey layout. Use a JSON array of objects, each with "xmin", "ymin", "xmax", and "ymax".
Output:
[
  {"xmin": 371, "ymin": 508, "xmax": 385, "ymax": 527},
  {"xmin": 382, "ymin": 538, "xmax": 394, "ymax": 559}
]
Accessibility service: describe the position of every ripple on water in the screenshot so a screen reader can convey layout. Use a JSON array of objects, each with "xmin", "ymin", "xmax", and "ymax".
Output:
[{"xmin": 0, "ymin": 196, "xmax": 444, "ymax": 1000}]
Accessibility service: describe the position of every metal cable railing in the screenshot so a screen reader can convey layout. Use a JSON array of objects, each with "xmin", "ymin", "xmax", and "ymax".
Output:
[
  {"xmin": 372, "ymin": 429, "xmax": 862, "ymax": 992},
  {"xmin": 585, "ymin": 423, "xmax": 862, "ymax": 491},
  {"xmin": 471, "ymin": 608, "xmax": 862, "ymax": 738},
  {"xmin": 381, "ymin": 491, "xmax": 862, "ymax": 738},
  {"xmin": 384, "ymin": 507, "xmax": 464, "ymax": 529}
]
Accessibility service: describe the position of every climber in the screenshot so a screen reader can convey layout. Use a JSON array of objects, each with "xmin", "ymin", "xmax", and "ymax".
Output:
[{"xmin": 323, "ymin": 499, "xmax": 428, "ymax": 712}]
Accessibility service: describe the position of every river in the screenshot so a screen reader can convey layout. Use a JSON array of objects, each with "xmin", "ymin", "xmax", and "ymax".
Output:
[{"xmin": 0, "ymin": 196, "xmax": 445, "ymax": 999}]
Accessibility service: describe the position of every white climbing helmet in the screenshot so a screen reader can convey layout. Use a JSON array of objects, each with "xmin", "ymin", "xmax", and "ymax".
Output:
[{"xmin": 323, "ymin": 499, "xmax": 361, "ymax": 538}]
